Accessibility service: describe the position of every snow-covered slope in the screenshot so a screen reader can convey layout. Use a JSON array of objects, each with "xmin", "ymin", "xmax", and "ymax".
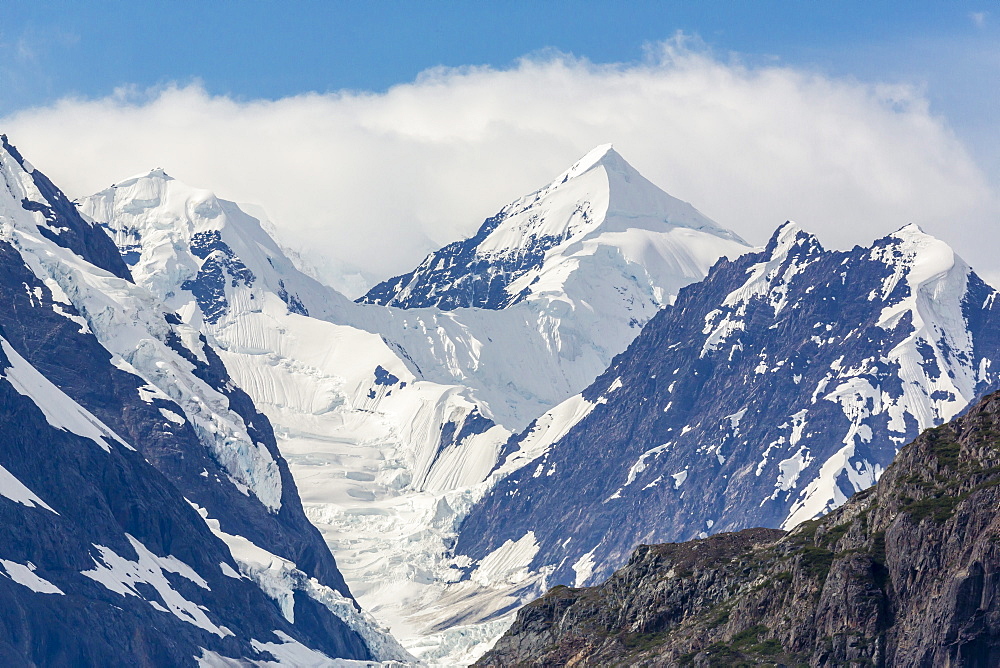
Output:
[
  {"xmin": 80, "ymin": 147, "xmax": 750, "ymax": 663},
  {"xmin": 458, "ymin": 222, "xmax": 1000, "ymax": 601},
  {"xmin": 0, "ymin": 135, "xmax": 406, "ymax": 664},
  {"xmin": 362, "ymin": 144, "xmax": 744, "ymax": 310},
  {"xmin": 82, "ymin": 167, "xmax": 358, "ymax": 325},
  {"xmin": 355, "ymin": 145, "xmax": 751, "ymax": 428}
]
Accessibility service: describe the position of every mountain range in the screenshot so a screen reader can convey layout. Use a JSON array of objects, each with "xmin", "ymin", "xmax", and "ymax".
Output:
[
  {"xmin": 75, "ymin": 142, "xmax": 749, "ymax": 663},
  {"xmin": 456, "ymin": 219, "xmax": 1000, "ymax": 595},
  {"xmin": 1, "ymin": 131, "xmax": 998, "ymax": 666}
]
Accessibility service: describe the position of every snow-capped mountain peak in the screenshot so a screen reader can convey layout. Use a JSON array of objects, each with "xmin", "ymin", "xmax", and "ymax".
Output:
[
  {"xmin": 457, "ymin": 219, "xmax": 1000, "ymax": 601},
  {"xmin": 80, "ymin": 171, "xmax": 353, "ymax": 327},
  {"xmin": 348, "ymin": 147, "xmax": 752, "ymax": 429},
  {"xmin": 473, "ymin": 143, "xmax": 743, "ymax": 257},
  {"xmin": 557, "ymin": 142, "xmax": 617, "ymax": 179},
  {"xmin": 360, "ymin": 145, "xmax": 748, "ymax": 311}
]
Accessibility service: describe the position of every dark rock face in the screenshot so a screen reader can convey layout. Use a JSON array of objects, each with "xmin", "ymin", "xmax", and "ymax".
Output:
[
  {"xmin": 359, "ymin": 211, "xmax": 558, "ymax": 310},
  {"xmin": 0, "ymin": 325, "xmax": 369, "ymax": 665},
  {"xmin": 276, "ymin": 278, "xmax": 309, "ymax": 316},
  {"xmin": 479, "ymin": 389, "xmax": 1000, "ymax": 667},
  {"xmin": 458, "ymin": 223, "xmax": 1000, "ymax": 589},
  {"xmin": 180, "ymin": 230, "xmax": 257, "ymax": 324},
  {"xmin": 0, "ymin": 138, "xmax": 375, "ymax": 663}
]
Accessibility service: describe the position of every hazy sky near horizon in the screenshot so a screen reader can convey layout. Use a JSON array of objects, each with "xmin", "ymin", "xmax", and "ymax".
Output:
[{"xmin": 1, "ymin": 2, "xmax": 998, "ymax": 293}]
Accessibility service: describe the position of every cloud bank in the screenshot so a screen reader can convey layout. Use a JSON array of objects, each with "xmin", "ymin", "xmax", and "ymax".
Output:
[{"xmin": 3, "ymin": 40, "xmax": 997, "ymax": 294}]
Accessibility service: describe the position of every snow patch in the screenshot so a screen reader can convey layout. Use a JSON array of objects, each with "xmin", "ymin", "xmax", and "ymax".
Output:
[
  {"xmin": 471, "ymin": 532, "xmax": 540, "ymax": 587},
  {"xmin": 572, "ymin": 546, "xmax": 598, "ymax": 587},
  {"xmin": 160, "ymin": 407, "xmax": 186, "ymax": 425},
  {"xmin": 0, "ymin": 559, "xmax": 64, "ymax": 595},
  {"xmin": 81, "ymin": 534, "xmax": 227, "ymax": 637},
  {"xmin": 249, "ymin": 631, "xmax": 342, "ymax": 667},
  {"xmin": 0, "ymin": 464, "xmax": 57, "ymax": 513},
  {"xmin": 624, "ymin": 442, "xmax": 671, "ymax": 487}
]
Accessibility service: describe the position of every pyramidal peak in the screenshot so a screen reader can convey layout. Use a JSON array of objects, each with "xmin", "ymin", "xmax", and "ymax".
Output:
[
  {"xmin": 547, "ymin": 144, "xmax": 744, "ymax": 244},
  {"xmin": 483, "ymin": 143, "xmax": 748, "ymax": 253},
  {"xmin": 556, "ymin": 143, "xmax": 621, "ymax": 181},
  {"xmin": 360, "ymin": 145, "xmax": 750, "ymax": 310}
]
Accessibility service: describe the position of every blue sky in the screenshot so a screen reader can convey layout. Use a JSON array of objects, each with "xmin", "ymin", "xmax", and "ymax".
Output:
[
  {"xmin": 2, "ymin": 2, "xmax": 998, "ymax": 291},
  {"xmin": 3, "ymin": 1, "xmax": 998, "ymax": 171},
  {"xmin": 3, "ymin": 3, "xmax": 995, "ymax": 107}
]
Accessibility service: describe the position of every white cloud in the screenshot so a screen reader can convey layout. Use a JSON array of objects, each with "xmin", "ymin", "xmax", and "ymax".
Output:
[
  {"xmin": 2, "ymin": 39, "xmax": 997, "ymax": 295},
  {"xmin": 971, "ymin": 11, "xmax": 988, "ymax": 27}
]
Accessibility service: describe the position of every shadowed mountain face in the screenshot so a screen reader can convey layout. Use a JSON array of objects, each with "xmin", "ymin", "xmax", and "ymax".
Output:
[
  {"xmin": 0, "ymin": 332, "xmax": 367, "ymax": 665},
  {"xmin": 458, "ymin": 222, "xmax": 1000, "ymax": 594},
  {"xmin": 0, "ymin": 137, "xmax": 398, "ymax": 663},
  {"xmin": 479, "ymin": 388, "xmax": 1000, "ymax": 667}
]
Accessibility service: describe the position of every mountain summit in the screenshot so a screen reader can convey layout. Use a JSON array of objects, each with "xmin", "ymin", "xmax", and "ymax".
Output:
[
  {"xmin": 81, "ymin": 168, "xmax": 354, "ymax": 327},
  {"xmin": 360, "ymin": 145, "xmax": 745, "ymax": 310}
]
